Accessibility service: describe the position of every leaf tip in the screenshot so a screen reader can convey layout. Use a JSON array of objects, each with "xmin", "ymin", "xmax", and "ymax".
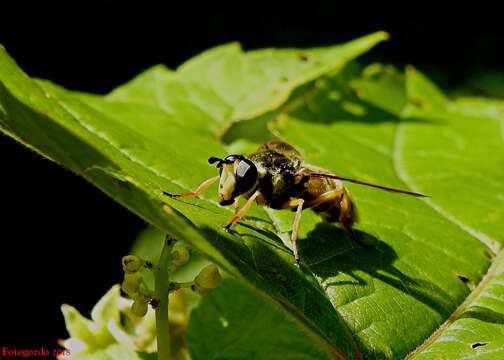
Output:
[
  {"xmin": 377, "ymin": 31, "xmax": 391, "ymax": 41},
  {"xmin": 405, "ymin": 64, "xmax": 417, "ymax": 75}
]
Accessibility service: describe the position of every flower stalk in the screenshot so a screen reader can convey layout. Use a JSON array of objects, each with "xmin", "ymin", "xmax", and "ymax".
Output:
[
  {"xmin": 154, "ymin": 235, "xmax": 176, "ymax": 360},
  {"xmin": 120, "ymin": 237, "xmax": 220, "ymax": 359}
]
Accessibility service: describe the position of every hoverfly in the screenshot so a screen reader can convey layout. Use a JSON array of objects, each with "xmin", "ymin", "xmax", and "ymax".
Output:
[{"xmin": 164, "ymin": 140, "xmax": 426, "ymax": 265}]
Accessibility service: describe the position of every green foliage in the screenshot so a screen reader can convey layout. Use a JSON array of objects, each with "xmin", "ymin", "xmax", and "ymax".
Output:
[
  {"xmin": 187, "ymin": 278, "xmax": 337, "ymax": 360},
  {"xmin": 1, "ymin": 32, "xmax": 503, "ymax": 359},
  {"xmin": 266, "ymin": 64, "xmax": 503, "ymax": 359},
  {"xmin": 410, "ymin": 251, "xmax": 504, "ymax": 359}
]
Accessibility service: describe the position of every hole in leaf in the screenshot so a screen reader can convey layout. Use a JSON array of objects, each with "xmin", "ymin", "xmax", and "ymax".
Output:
[
  {"xmin": 219, "ymin": 316, "xmax": 229, "ymax": 328},
  {"xmin": 471, "ymin": 342, "xmax": 488, "ymax": 349},
  {"xmin": 456, "ymin": 274, "xmax": 470, "ymax": 284}
]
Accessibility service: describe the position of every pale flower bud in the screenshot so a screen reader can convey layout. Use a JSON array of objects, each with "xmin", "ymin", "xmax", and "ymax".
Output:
[{"xmin": 195, "ymin": 264, "xmax": 221, "ymax": 289}]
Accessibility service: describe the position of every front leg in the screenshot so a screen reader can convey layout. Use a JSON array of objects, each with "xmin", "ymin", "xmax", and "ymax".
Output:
[
  {"xmin": 224, "ymin": 191, "xmax": 261, "ymax": 230},
  {"xmin": 163, "ymin": 176, "xmax": 219, "ymax": 199},
  {"xmin": 233, "ymin": 197, "xmax": 240, "ymax": 214}
]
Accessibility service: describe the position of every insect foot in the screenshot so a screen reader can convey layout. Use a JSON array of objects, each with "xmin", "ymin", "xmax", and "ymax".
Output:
[
  {"xmin": 162, "ymin": 191, "xmax": 178, "ymax": 198},
  {"xmin": 295, "ymin": 255, "xmax": 302, "ymax": 267}
]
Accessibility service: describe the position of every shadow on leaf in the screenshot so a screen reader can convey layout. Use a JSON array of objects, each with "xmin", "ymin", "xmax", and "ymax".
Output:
[
  {"xmin": 286, "ymin": 73, "xmax": 432, "ymax": 126},
  {"xmin": 199, "ymin": 223, "xmax": 351, "ymax": 345},
  {"xmin": 302, "ymin": 222, "xmax": 455, "ymax": 317},
  {"xmin": 459, "ymin": 305, "xmax": 504, "ymax": 324}
]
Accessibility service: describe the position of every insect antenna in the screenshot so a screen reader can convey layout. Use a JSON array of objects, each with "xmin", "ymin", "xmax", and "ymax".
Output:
[
  {"xmin": 306, "ymin": 173, "xmax": 428, "ymax": 197},
  {"xmin": 208, "ymin": 157, "xmax": 224, "ymax": 168}
]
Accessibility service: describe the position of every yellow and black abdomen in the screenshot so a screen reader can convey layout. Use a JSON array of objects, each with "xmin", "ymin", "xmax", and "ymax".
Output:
[
  {"xmin": 299, "ymin": 171, "xmax": 358, "ymax": 229},
  {"xmin": 313, "ymin": 187, "xmax": 357, "ymax": 227}
]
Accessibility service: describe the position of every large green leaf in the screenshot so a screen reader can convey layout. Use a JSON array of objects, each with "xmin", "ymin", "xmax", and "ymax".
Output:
[
  {"xmin": 187, "ymin": 278, "xmax": 338, "ymax": 360},
  {"xmin": 0, "ymin": 36, "xmax": 388, "ymax": 359},
  {"xmin": 103, "ymin": 31, "xmax": 388, "ymax": 137},
  {"xmin": 1, "ymin": 34, "xmax": 503, "ymax": 359},
  {"xmin": 407, "ymin": 251, "xmax": 504, "ymax": 359},
  {"xmin": 266, "ymin": 64, "xmax": 502, "ymax": 358}
]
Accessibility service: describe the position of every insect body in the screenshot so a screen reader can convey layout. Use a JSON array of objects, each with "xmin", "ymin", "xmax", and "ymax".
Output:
[{"xmin": 165, "ymin": 140, "xmax": 426, "ymax": 265}]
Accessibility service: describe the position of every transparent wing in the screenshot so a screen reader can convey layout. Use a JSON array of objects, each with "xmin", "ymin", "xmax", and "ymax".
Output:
[{"xmin": 303, "ymin": 172, "xmax": 428, "ymax": 197}]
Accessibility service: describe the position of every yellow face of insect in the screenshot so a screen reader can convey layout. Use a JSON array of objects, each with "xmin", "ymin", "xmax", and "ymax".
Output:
[
  {"xmin": 218, "ymin": 162, "xmax": 237, "ymax": 205},
  {"xmin": 217, "ymin": 157, "xmax": 259, "ymax": 206}
]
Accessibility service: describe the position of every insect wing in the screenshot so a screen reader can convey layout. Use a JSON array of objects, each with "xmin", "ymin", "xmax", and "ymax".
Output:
[{"xmin": 303, "ymin": 172, "xmax": 428, "ymax": 197}]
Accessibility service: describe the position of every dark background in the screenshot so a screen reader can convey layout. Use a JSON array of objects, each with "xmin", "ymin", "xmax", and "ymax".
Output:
[{"xmin": 0, "ymin": 1, "xmax": 502, "ymax": 353}]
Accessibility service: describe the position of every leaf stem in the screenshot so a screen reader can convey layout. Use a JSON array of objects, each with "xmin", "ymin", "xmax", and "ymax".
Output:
[{"xmin": 154, "ymin": 235, "xmax": 175, "ymax": 360}]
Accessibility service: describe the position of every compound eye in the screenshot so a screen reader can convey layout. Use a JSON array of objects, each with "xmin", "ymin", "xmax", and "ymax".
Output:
[{"xmin": 234, "ymin": 159, "xmax": 258, "ymax": 195}]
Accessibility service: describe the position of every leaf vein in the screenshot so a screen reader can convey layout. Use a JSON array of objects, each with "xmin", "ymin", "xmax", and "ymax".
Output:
[{"xmin": 392, "ymin": 122, "xmax": 501, "ymax": 253}]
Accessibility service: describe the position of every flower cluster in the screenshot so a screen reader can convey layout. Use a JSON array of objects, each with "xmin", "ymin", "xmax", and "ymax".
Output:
[
  {"xmin": 59, "ymin": 239, "xmax": 222, "ymax": 359},
  {"xmin": 121, "ymin": 244, "xmax": 221, "ymax": 318}
]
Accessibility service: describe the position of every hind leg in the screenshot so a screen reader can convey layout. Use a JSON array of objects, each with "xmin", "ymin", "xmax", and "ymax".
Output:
[
  {"xmin": 303, "ymin": 188, "xmax": 370, "ymax": 250},
  {"xmin": 308, "ymin": 188, "xmax": 368, "ymax": 248},
  {"xmin": 279, "ymin": 198, "xmax": 306, "ymax": 266},
  {"xmin": 290, "ymin": 199, "xmax": 305, "ymax": 266},
  {"xmin": 339, "ymin": 190, "xmax": 370, "ymax": 248}
]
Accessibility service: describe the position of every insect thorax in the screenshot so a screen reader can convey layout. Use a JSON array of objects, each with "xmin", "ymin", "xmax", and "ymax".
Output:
[{"xmin": 248, "ymin": 150, "xmax": 301, "ymax": 208}]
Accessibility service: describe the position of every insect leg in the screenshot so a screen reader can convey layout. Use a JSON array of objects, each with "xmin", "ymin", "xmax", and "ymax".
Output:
[
  {"xmin": 163, "ymin": 176, "xmax": 219, "ymax": 199},
  {"xmin": 233, "ymin": 197, "xmax": 240, "ymax": 214},
  {"xmin": 290, "ymin": 198, "xmax": 305, "ymax": 266},
  {"xmin": 224, "ymin": 190, "xmax": 261, "ymax": 230},
  {"xmin": 279, "ymin": 198, "xmax": 306, "ymax": 265},
  {"xmin": 338, "ymin": 190, "xmax": 369, "ymax": 248},
  {"xmin": 303, "ymin": 188, "xmax": 370, "ymax": 248},
  {"xmin": 303, "ymin": 189, "xmax": 344, "ymax": 208}
]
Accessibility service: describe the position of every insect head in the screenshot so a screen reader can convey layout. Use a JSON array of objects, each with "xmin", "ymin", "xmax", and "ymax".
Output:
[{"xmin": 208, "ymin": 155, "xmax": 258, "ymax": 205}]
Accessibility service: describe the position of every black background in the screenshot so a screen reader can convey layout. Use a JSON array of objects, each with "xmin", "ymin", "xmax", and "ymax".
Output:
[{"xmin": 0, "ymin": 1, "xmax": 502, "ymax": 353}]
